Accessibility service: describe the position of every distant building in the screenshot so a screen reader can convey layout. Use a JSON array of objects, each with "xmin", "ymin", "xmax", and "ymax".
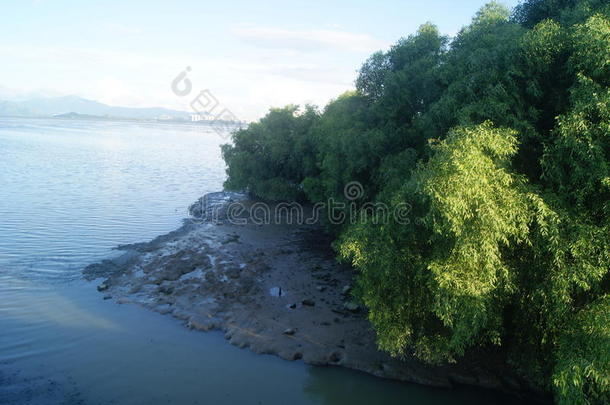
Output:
[{"xmin": 191, "ymin": 113, "xmax": 214, "ymax": 122}]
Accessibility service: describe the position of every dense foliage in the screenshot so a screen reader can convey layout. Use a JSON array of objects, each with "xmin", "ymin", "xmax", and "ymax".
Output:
[{"xmin": 221, "ymin": 1, "xmax": 610, "ymax": 403}]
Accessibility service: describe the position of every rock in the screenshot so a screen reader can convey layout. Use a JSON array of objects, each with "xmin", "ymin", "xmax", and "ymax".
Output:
[
  {"xmin": 204, "ymin": 271, "xmax": 217, "ymax": 283},
  {"xmin": 344, "ymin": 302, "xmax": 360, "ymax": 312},
  {"xmin": 97, "ymin": 283, "xmax": 109, "ymax": 292},
  {"xmin": 188, "ymin": 316, "xmax": 218, "ymax": 332},
  {"xmin": 316, "ymin": 285, "xmax": 326, "ymax": 292},
  {"xmin": 222, "ymin": 234, "xmax": 240, "ymax": 244},
  {"xmin": 158, "ymin": 285, "xmax": 174, "ymax": 295},
  {"xmin": 341, "ymin": 284, "xmax": 352, "ymax": 295},
  {"xmin": 329, "ymin": 352, "xmax": 343, "ymax": 363},
  {"xmin": 283, "ymin": 328, "xmax": 296, "ymax": 336},
  {"xmin": 102, "ymin": 295, "xmax": 112, "ymax": 300},
  {"xmin": 225, "ymin": 267, "xmax": 240, "ymax": 279},
  {"xmin": 302, "ymin": 299, "xmax": 315, "ymax": 307},
  {"xmin": 288, "ymin": 303, "xmax": 297, "ymax": 309},
  {"xmin": 83, "ymin": 260, "xmax": 120, "ymax": 281}
]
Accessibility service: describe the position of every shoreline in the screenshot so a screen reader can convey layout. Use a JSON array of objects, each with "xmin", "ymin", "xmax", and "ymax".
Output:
[{"xmin": 83, "ymin": 192, "xmax": 547, "ymax": 401}]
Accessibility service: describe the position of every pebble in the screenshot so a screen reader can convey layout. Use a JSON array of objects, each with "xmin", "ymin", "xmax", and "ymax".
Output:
[{"xmin": 302, "ymin": 299, "xmax": 315, "ymax": 307}]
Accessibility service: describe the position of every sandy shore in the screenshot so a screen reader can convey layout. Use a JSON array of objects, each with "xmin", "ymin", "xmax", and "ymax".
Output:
[{"xmin": 83, "ymin": 192, "xmax": 544, "ymax": 399}]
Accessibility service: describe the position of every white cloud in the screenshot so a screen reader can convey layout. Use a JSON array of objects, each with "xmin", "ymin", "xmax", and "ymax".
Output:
[
  {"xmin": 0, "ymin": 39, "xmax": 362, "ymax": 121},
  {"xmin": 232, "ymin": 26, "xmax": 387, "ymax": 53}
]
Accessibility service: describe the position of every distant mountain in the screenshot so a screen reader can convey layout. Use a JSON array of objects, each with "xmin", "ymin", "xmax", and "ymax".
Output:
[
  {"xmin": 0, "ymin": 95, "xmax": 195, "ymax": 121},
  {"xmin": 52, "ymin": 112, "xmax": 110, "ymax": 120}
]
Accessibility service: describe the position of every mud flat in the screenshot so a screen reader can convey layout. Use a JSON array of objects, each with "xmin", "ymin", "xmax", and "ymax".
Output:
[{"xmin": 83, "ymin": 192, "xmax": 544, "ymax": 399}]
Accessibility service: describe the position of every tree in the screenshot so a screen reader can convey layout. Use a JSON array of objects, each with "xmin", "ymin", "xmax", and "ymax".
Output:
[
  {"xmin": 221, "ymin": 3, "xmax": 610, "ymax": 402},
  {"xmin": 222, "ymin": 105, "xmax": 319, "ymax": 200}
]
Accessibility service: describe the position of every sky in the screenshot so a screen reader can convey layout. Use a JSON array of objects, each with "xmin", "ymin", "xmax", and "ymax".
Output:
[{"xmin": 1, "ymin": 0, "xmax": 522, "ymax": 121}]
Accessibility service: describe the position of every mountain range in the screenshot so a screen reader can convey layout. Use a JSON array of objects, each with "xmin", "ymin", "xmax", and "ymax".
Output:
[{"xmin": 0, "ymin": 95, "xmax": 194, "ymax": 121}]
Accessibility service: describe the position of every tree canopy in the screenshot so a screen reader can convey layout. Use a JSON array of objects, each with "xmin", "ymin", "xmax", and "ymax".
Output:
[{"xmin": 221, "ymin": 2, "xmax": 610, "ymax": 403}]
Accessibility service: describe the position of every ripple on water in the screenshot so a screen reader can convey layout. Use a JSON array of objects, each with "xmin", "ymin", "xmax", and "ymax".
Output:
[{"xmin": 0, "ymin": 118, "xmax": 528, "ymax": 405}]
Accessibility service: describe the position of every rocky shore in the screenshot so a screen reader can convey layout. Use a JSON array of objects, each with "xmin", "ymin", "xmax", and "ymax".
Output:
[{"xmin": 83, "ymin": 192, "xmax": 546, "ymax": 400}]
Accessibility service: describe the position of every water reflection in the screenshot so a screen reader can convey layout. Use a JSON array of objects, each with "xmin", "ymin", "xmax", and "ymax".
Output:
[
  {"xmin": 0, "ymin": 276, "xmax": 118, "ymax": 331},
  {"xmin": 0, "ymin": 118, "xmax": 528, "ymax": 404},
  {"xmin": 303, "ymin": 363, "xmax": 530, "ymax": 405}
]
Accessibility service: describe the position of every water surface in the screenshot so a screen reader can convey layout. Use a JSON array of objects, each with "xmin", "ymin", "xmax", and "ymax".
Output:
[{"xmin": 0, "ymin": 117, "xmax": 524, "ymax": 404}]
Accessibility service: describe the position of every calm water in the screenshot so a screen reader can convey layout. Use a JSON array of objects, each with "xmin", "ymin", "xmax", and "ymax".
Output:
[{"xmin": 0, "ymin": 117, "xmax": 523, "ymax": 404}]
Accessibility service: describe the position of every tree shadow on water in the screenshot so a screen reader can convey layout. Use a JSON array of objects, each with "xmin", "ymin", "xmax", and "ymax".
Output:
[{"xmin": 302, "ymin": 365, "xmax": 531, "ymax": 405}]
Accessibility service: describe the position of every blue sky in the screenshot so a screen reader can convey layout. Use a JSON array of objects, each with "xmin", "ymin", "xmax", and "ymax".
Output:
[{"xmin": 1, "ymin": 0, "xmax": 522, "ymax": 120}]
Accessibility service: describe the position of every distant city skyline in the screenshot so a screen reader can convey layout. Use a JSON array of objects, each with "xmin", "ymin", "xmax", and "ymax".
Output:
[{"xmin": 1, "ymin": 0, "xmax": 521, "ymax": 121}]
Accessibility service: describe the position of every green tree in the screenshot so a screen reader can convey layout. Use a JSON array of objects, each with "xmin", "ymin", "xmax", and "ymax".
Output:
[
  {"xmin": 222, "ymin": 105, "xmax": 319, "ymax": 200},
  {"xmin": 340, "ymin": 123, "xmax": 532, "ymax": 362},
  {"xmin": 221, "ymin": 3, "xmax": 610, "ymax": 402}
]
